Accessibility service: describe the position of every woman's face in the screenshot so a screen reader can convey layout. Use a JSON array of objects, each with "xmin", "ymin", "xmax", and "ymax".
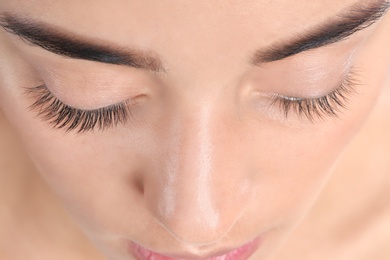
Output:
[{"xmin": 1, "ymin": 0, "xmax": 389, "ymax": 259}]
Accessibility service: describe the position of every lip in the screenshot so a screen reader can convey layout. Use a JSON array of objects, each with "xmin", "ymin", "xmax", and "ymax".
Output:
[{"xmin": 128, "ymin": 237, "xmax": 262, "ymax": 260}]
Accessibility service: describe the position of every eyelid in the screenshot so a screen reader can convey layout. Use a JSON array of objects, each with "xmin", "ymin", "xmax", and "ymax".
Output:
[
  {"xmin": 25, "ymin": 84, "xmax": 134, "ymax": 132},
  {"xmin": 267, "ymin": 69, "xmax": 359, "ymax": 121}
]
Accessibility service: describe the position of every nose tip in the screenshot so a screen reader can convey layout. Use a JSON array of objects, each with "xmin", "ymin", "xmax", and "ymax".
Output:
[
  {"xmin": 146, "ymin": 186, "xmax": 246, "ymax": 245},
  {"xmin": 143, "ymin": 167, "xmax": 250, "ymax": 245}
]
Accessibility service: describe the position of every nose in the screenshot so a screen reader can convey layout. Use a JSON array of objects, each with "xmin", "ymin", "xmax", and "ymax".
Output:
[{"xmin": 142, "ymin": 98, "xmax": 252, "ymax": 245}]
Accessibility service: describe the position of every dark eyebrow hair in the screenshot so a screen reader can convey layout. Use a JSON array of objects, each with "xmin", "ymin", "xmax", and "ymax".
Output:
[
  {"xmin": 1, "ymin": 1, "xmax": 389, "ymax": 70},
  {"xmin": 251, "ymin": 0, "xmax": 390, "ymax": 65},
  {"xmin": 0, "ymin": 14, "xmax": 165, "ymax": 72}
]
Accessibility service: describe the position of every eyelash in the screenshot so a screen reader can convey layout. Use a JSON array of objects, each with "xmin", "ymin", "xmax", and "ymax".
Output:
[
  {"xmin": 26, "ymin": 84, "xmax": 133, "ymax": 133},
  {"xmin": 268, "ymin": 70, "xmax": 358, "ymax": 121},
  {"xmin": 26, "ymin": 72, "xmax": 358, "ymax": 133}
]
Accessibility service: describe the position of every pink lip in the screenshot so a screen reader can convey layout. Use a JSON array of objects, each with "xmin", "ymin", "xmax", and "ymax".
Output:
[{"xmin": 128, "ymin": 237, "xmax": 262, "ymax": 260}]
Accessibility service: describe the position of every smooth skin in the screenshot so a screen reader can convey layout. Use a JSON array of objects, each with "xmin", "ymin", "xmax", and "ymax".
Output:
[{"xmin": 0, "ymin": 0, "xmax": 390, "ymax": 259}]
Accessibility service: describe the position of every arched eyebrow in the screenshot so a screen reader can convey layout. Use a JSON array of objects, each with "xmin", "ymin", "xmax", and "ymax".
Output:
[
  {"xmin": 251, "ymin": 0, "xmax": 390, "ymax": 65},
  {"xmin": 0, "ymin": 14, "xmax": 166, "ymax": 72}
]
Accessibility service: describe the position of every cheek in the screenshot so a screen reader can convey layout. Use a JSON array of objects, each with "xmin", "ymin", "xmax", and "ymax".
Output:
[{"xmin": 242, "ymin": 65, "xmax": 381, "ymax": 233}]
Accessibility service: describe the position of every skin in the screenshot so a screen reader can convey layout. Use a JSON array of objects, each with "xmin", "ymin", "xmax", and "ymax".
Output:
[{"xmin": 0, "ymin": 0, "xmax": 390, "ymax": 259}]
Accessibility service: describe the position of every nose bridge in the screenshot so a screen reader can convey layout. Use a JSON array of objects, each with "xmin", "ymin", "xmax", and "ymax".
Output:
[
  {"xmin": 145, "ymin": 97, "xmax": 250, "ymax": 245},
  {"xmin": 175, "ymin": 103, "xmax": 219, "ymax": 230}
]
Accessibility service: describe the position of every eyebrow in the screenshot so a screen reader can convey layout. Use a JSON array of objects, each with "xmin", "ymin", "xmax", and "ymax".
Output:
[
  {"xmin": 0, "ymin": 1, "xmax": 389, "ymax": 70},
  {"xmin": 0, "ymin": 14, "xmax": 165, "ymax": 72},
  {"xmin": 251, "ymin": 0, "xmax": 390, "ymax": 65}
]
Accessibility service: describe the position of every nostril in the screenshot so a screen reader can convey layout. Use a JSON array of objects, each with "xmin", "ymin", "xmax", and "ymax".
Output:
[{"xmin": 130, "ymin": 173, "xmax": 145, "ymax": 195}]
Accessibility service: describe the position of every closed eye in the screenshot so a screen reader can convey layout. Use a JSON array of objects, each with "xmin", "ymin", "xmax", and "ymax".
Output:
[
  {"xmin": 268, "ymin": 69, "xmax": 359, "ymax": 121},
  {"xmin": 25, "ymin": 84, "xmax": 134, "ymax": 133}
]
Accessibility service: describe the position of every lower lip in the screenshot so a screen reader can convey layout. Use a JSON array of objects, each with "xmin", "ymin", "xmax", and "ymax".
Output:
[{"xmin": 128, "ymin": 237, "xmax": 262, "ymax": 260}]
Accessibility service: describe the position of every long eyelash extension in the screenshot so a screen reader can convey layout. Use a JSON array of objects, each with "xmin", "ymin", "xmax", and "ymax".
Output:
[
  {"xmin": 270, "ymin": 71, "xmax": 360, "ymax": 121},
  {"xmin": 25, "ymin": 85, "xmax": 132, "ymax": 132}
]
